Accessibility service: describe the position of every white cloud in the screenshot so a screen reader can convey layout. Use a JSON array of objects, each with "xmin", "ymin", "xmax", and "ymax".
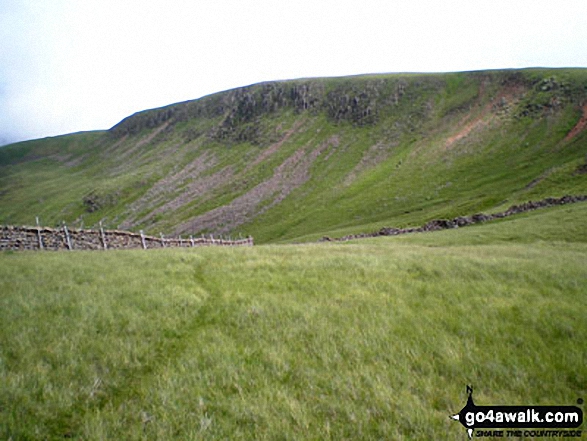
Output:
[{"xmin": 1, "ymin": 0, "xmax": 587, "ymax": 144}]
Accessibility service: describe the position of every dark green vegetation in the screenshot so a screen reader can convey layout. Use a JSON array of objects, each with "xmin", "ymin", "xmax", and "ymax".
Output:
[
  {"xmin": 1, "ymin": 69, "xmax": 587, "ymax": 243},
  {"xmin": 1, "ymin": 203, "xmax": 586, "ymax": 440}
]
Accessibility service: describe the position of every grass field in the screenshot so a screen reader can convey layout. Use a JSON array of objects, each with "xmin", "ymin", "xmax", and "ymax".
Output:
[{"xmin": 1, "ymin": 203, "xmax": 586, "ymax": 440}]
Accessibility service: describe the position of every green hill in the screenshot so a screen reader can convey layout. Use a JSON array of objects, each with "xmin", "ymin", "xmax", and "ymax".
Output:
[{"xmin": 1, "ymin": 69, "xmax": 587, "ymax": 243}]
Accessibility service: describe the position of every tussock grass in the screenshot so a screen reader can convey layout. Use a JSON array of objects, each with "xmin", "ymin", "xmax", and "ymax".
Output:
[{"xmin": 1, "ymin": 204, "xmax": 586, "ymax": 439}]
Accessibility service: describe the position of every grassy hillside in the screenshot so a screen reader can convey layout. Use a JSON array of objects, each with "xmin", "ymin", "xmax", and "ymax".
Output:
[
  {"xmin": 1, "ymin": 69, "xmax": 587, "ymax": 243},
  {"xmin": 1, "ymin": 202, "xmax": 586, "ymax": 439}
]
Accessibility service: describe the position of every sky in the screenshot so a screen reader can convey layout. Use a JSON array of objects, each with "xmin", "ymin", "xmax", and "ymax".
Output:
[{"xmin": 1, "ymin": 0, "xmax": 587, "ymax": 146}]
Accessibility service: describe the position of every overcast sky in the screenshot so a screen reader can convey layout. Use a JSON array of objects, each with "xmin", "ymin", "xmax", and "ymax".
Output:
[{"xmin": 1, "ymin": 0, "xmax": 586, "ymax": 145}]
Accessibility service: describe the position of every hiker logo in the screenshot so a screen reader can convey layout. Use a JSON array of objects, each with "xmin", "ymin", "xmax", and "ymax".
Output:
[{"xmin": 450, "ymin": 386, "xmax": 583, "ymax": 439}]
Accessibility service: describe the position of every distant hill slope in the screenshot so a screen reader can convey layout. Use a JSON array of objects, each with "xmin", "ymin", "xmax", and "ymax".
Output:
[{"xmin": 1, "ymin": 68, "xmax": 587, "ymax": 243}]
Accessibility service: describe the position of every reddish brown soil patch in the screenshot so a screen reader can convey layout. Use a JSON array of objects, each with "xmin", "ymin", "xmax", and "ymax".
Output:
[
  {"xmin": 565, "ymin": 103, "xmax": 587, "ymax": 141},
  {"xmin": 444, "ymin": 117, "xmax": 487, "ymax": 149},
  {"xmin": 443, "ymin": 82, "xmax": 526, "ymax": 150}
]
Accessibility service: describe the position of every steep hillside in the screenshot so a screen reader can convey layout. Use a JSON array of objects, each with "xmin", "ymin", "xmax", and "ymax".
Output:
[{"xmin": 1, "ymin": 69, "xmax": 587, "ymax": 243}]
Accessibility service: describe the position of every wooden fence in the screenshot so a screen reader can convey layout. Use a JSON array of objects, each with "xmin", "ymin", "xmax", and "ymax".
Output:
[{"xmin": 0, "ymin": 224, "xmax": 253, "ymax": 251}]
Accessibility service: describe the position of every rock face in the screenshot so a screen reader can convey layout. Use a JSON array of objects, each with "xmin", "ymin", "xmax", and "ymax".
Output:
[
  {"xmin": 108, "ymin": 76, "xmax": 438, "ymax": 143},
  {"xmin": 0, "ymin": 226, "xmax": 253, "ymax": 251},
  {"xmin": 324, "ymin": 195, "xmax": 587, "ymax": 242}
]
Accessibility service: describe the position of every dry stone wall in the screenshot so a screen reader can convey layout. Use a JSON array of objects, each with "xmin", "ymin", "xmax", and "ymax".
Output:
[
  {"xmin": 320, "ymin": 195, "xmax": 587, "ymax": 242},
  {"xmin": 0, "ymin": 225, "xmax": 253, "ymax": 252}
]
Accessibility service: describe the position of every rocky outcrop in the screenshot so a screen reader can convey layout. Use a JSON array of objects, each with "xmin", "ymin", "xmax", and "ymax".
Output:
[{"xmin": 108, "ymin": 76, "xmax": 447, "ymax": 143}]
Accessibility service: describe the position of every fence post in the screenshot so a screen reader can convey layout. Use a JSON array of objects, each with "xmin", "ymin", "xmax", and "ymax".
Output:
[
  {"xmin": 190, "ymin": 235, "xmax": 195, "ymax": 247},
  {"xmin": 99, "ymin": 221, "xmax": 108, "ymax": 250},
  {"xmin": 179, "ymin": 235, "xmax": 183, "ymax": 248},
  {"xmin": 140, "ymin": 230, "xmax": 147, "ymax": 250},
  {"xmin": 63, "ymin": 222, "xmax": 73, "ymax": 250},
  {"xmin": 160, "ymin": 232, "xmax": 165, "ymax": 248},
  {"xmin": 35, "ymin": 217, "xmax": 44, "ymax": 250}
]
